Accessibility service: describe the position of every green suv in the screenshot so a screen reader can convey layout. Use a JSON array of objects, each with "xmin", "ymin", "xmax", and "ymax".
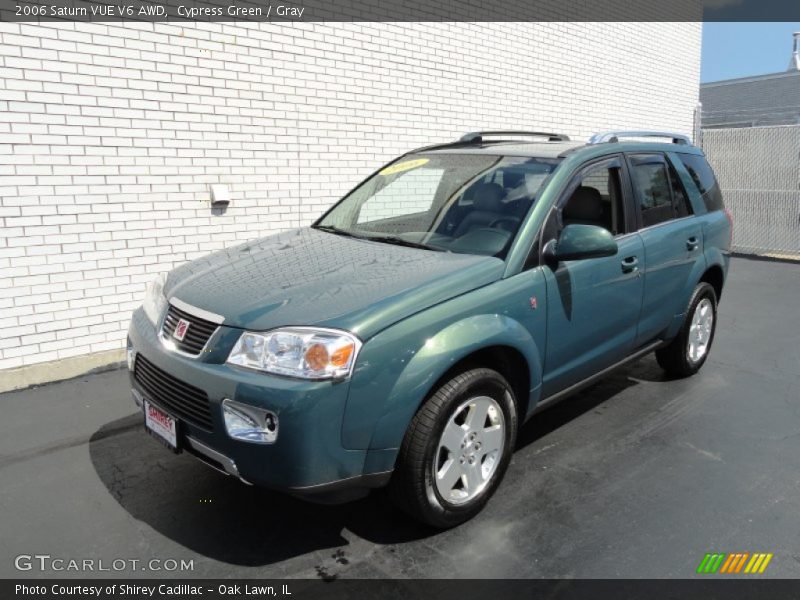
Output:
[{"xmin": 127, "ymin": 130, "xmax": 731, "ymax": 527}]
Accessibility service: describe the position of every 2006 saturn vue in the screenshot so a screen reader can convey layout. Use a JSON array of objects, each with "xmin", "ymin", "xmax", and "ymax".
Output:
[{"xmin": 127, "ymin": 130, "xmax": 731, "ymax": 527}]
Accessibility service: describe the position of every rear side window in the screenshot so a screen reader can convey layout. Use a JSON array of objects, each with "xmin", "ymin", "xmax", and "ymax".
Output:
[
  {"xmin": 669, "ymin": 163, "xmax": 692, "ymax": 219},
  {"xmin": 676, "ymin": 153, "xmax": 724, "ymax": 212},
  {"xmin": 629, "ymin": 153, "xmax": 693, "ymax": 228}
]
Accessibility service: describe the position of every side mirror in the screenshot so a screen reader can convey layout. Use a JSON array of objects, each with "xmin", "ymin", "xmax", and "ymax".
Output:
[{"xmin": 544, "ymin": 224, "xmax": 618, "ymax": 263}]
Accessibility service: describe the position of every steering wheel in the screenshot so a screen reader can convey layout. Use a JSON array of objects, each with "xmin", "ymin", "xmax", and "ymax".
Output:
[{"xmin": 488, "ymin": 216, "xmax": 521, "ymax": 231}]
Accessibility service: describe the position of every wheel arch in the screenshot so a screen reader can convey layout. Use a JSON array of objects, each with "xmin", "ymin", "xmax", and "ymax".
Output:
[
  {"xmin": 665, "ymin": 257, "xmax": 727, "ymax": 341},
  {"xmin": 700, "ymin": 263, "xmax": 725, "ymax": 301},
  {"xmin": 356, "ymin": 314, "xmax": 543, "ymax": 453},
  {"xmin": 423, "ymin": 345, "xmax": 532, "ymax": 424}
]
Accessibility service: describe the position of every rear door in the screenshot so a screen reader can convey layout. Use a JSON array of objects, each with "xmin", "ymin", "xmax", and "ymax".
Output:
[{"xmin": 627, "ymin": 153, "xmax": 704, "ymax": 345}]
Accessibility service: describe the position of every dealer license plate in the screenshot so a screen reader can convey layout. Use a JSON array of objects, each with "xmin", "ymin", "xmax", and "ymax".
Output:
[{"xmin": 144, "ymin": 400, "xmax": 179, "ymax": 451}]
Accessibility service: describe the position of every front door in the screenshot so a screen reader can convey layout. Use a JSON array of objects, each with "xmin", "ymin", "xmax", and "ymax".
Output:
[{"xmin": 540, "ymin": 156, "xmax": 645, "ymax": 397}]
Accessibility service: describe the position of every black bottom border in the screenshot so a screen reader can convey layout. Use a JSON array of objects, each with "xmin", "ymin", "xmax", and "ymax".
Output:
[{"xmin": 6, "ymin": 579, "xmax": 800, "ymax": 600}]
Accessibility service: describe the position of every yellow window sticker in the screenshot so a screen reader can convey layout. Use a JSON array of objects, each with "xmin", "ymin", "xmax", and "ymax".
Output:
[{"xmin": 379, "ymin": 158, "xmax": 429, "ymax": 176}]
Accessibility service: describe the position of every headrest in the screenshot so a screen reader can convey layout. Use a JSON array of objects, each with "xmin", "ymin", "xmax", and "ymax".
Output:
[
  {"xmin": 563, "ymin": 186, "xmax": 603, "ymax": 221},
  {"xmin": 503, "ymin": 171, "xmax": 526, "ymax": 189},
  {"xmin": 465, "ymin": 182, "xmax": 505, "ymax": 212}
]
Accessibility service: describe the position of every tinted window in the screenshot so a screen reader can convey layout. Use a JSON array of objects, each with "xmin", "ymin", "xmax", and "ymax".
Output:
[
  {"xmin": 668, "ymin": 161, "xmax": 692, "ymax": 218},
  {"xmin": 677, "ymin": 153, "xmax": 724, "ymax": 212},
  {"xmin": 630, "ymin": 154, "xmax": 674, "ymax": 227},
  {"xmin": 629, "ymin": 153, "xmax": 694, "ymax": 227}
]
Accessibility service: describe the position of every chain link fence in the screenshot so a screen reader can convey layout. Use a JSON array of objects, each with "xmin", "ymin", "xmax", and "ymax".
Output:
[{"xmin": 702, "ymin": 125, "xmax": 800, "ymax": 258}]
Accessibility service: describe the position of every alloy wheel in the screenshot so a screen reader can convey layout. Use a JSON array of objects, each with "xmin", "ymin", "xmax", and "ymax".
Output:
[
  {"xmin": 687, "ymin": 297, "xmax": 714, "ymax": 363},
  {"xmin": 433, "ymin": 395, "xmax": 505, "ymax": 505}
]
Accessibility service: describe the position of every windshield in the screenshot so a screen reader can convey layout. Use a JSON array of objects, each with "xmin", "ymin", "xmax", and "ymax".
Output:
[{"xmin": 314, "ymin": 153, "xmax": 561, "ymax": 258}]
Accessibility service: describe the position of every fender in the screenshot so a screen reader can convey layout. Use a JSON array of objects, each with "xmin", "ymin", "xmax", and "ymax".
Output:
[
  {"xmin": 664, "ymin": 251, "xmax": 709, "ymax": 340},
  {"xmin": 368, "ymin": 315, "xmax": 542, "ymax": 452},
  {"xmin": 341, "ymin": 270, "xmax": 548, "ymax": 452},
  {"xmin": 664, "ymin": 213, "xmax": 730, "ymax": 341},
  {"xmin": 701, "ymin": 212, "xmax": 732, "ymax": 282}
]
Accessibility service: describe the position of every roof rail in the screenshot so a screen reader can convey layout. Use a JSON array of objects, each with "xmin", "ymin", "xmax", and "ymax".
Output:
[
  {"xmin": 407, "ymin": 130, "xmax": 571, "ymax": 155},
  {"xmin": 460, "ymin": 130, "xmax": 571, "ymax": 143},
  {"xmin": 589, "ymin": 131, "xmax": 691, "ymax": 145}
]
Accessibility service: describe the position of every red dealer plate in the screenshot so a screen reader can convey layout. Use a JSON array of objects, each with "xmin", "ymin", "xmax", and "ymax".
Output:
[{"xmin": 144, "ymin": 400, "xmax": 179, "ymax": 451}]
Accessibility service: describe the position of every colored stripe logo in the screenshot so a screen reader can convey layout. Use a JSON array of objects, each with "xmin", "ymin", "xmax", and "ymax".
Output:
[{"xmin": 697, "ymin": 552, "xmax": 773, "ymax": 574}]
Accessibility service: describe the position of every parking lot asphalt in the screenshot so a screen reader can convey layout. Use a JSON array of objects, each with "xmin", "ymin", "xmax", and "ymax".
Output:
[{"xmin": 1, "ymin": 256, "xmax": 799, "ymax": 580}]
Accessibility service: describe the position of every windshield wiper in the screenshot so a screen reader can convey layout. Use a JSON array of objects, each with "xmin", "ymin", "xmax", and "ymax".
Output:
[
  {"xmin": 316, "ymin": 225, "xmax": 444, "ymax": 252},
  {"xmin": 314, "ymin": 224, "xmax": 365, "ymax": 239},
  {"xmin": 361, "ymin": 235, "xmax": 446, "ymax": 252}
]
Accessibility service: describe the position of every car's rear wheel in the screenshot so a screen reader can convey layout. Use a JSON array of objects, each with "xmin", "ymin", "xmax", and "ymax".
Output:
[
  {"xmin": 389, "ymin": 368, "xmax": 517, "ymax": 528},
  {"xmin": 656, "ymin": 282, "xmax": 718, "ymax": 377}
]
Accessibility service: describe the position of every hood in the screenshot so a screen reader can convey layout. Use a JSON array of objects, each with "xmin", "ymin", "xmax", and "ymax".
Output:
[{"xmin": 165, "ymin": 228, "xmax": 504, "ymax": 339}]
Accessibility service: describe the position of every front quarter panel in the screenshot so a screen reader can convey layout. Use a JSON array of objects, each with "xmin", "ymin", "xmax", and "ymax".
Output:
[{"xmin": 342, "ymin": 268, "xmax": 548, "ymax": 452}]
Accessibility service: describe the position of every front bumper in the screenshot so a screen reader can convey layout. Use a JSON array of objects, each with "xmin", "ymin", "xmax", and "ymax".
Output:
[{"xmin": 127, "ymin": 307, "xmax": 391, "ymax": 501}]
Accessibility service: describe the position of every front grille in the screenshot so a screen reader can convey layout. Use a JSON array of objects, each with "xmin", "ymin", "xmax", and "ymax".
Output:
[
  {"xmin": 134, "ymin": 355, "xmax": 214, "ymax": 431},
  {"xmin": 160, "ymin": 304, "xmax": 218, "ymax": 356}
]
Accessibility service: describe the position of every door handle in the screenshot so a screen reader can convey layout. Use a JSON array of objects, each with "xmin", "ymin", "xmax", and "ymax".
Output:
[
  {"xmin": 686, "ymin": 236, "xmax": 699, "ymax": 251},
  {"xmin": 621, "ymin": 256, "xmax": 639, "ymax": 273}
]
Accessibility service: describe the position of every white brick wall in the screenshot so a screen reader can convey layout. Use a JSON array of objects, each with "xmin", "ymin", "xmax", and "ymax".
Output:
[{"xmin": 0, "ymin": 22, "xmax": 701, "ymax": 370}]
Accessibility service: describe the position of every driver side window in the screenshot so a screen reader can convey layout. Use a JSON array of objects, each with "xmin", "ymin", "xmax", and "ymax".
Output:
[
  {"xmin": 526, "ymin": 159, "xmax": 627, "ymax": 270},
  {"xmin": 560, "ymin": 163, "xmax": 626, "ymax": 237}
]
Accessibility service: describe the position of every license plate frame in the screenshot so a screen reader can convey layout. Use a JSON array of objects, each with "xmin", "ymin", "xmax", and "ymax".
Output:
[{"xmin": 144, "ymin": 399, "xmax": 181, "ymax": 453}]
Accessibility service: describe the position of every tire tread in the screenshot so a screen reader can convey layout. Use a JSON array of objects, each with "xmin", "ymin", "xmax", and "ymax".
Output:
[
  {"xmin": 656, "ymin": 282, "xmax": 717, "ymax": 377},
  {"xmin": 389, "ymin": 368, "xmax": 516, "ymax": 528}
]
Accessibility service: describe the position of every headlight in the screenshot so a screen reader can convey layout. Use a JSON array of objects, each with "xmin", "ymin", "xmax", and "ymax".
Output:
[
  {"xmin": 226, "ymin": 327, "xmax": 361, "ymax": 380},
  {"xmin": 142, "ymin": 273, "xmax": 167, "ymax": 326}
]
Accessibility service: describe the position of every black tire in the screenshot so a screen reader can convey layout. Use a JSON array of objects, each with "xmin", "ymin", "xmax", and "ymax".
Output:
[
  {"xmin": 389, "ymin": 368, "xmax": 518, "ymax": 528},
  {"xmin": 656, "ymin": 282, "xmax": 718, "ymax": 377}
]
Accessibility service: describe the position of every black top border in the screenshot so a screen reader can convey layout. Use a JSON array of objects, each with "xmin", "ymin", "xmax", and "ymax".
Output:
[{"xmin": 1, "ymin": 0, "xmax": 800, "ymax": 22}]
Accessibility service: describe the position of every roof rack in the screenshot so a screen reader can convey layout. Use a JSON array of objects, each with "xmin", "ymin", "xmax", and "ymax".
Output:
[
  {"xmin": 589, "ymin": 131, "xmax": 691, "ymax": 145},
  {"xmin": 407, "ymin": 130, "xmax": 572, "ymax": 155},
  {"xmin": 460, "ymin": 130, "xmax": 571, "ymax": 143}
]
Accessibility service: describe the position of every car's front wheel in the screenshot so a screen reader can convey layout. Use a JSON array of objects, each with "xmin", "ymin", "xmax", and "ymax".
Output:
[
  {"xmin": 389, "ymin": 368, "xmax": 517, "ymax": 528},
  {"xmin": 656, "ymin": 282, "xmax": 718, "ymax": 377}
]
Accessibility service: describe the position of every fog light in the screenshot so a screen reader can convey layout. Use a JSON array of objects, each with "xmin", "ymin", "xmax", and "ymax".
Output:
[
  {"xmin": 222, "ymin": 399, "xmax": 278, "ymax": 444},
  {"xmin": 126, "ymin": 341, "xmax": 136, "ymax": 371}
]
